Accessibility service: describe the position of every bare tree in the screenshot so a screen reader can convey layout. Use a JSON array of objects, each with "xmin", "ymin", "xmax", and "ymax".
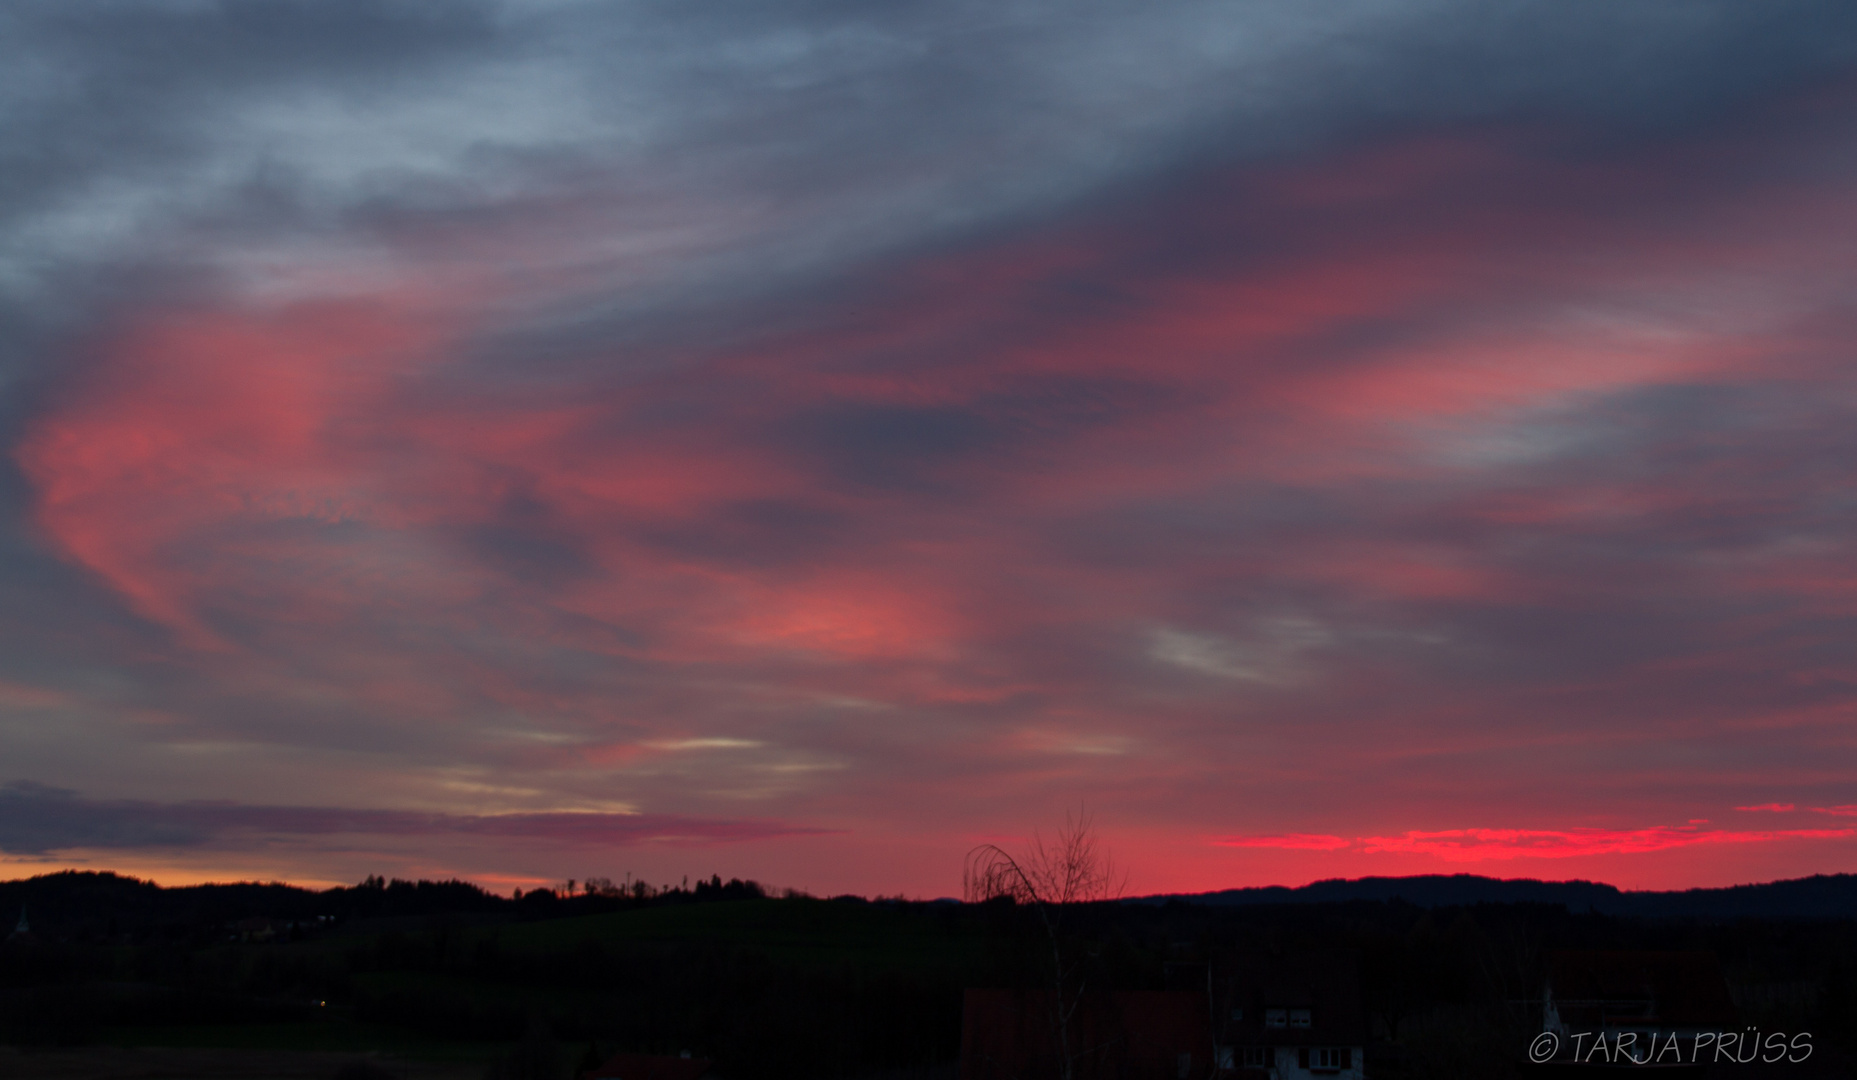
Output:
[
  {"xmin": 965, "ymin": 810, "xmax": 1123, "ymax": 908},
  {"xmin": 965, "ymin": 810, "xmax": 1126, "ymax": 1080}
]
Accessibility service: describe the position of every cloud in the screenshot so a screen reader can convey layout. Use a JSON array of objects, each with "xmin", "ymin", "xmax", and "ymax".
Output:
[
  {"xmin": 647, "ymin": 738, "xmax": 764, "ymax": 752},
  {"xmin": 11, "ymin": 101, "xmax": 1857, "ymax": 887},
  {"xmin": 1150, "ymin": 629, "xmax": 1274, "ymax": 682},
  {"xmin": 0, "ymin": 781, "xmax": 829, "ymax": 856},
  {"xmin": 2, "ymin": 3, "xmax": 1857, "ymax": 894},
  {"xmin": 6, "ymin": 3, "xmax": 1855, "ymax": 327},
  {"xmin": 1216, "ymin": 825, "xmax": 1857, "ymax": 861},
  {"xmin": 1215, "ymin": 834, "xmax": 1353, "ymax": 852}
]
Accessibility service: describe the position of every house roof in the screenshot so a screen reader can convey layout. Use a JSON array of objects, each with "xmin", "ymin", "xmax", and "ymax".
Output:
[
  {"xmin": 1218, "ymin": 950, "xmax": 1368, "ymax": 1046},
  {"xmin": 583, "ymin": 1052, "xmax": 713, "ymax": 1080},
  {"xmin": 1547, "ymin": 951, "xmax": 1737, "ymax": 1027}
]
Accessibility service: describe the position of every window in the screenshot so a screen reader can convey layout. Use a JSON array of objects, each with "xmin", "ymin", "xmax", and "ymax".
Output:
[
  {"xmin": 1289, "ymin": 1008, "xmax": 1312, "ymax": 1028},
  {"xmin": 1264, "ymin": 1008, "xmax": 1287, "ymax": 1028},
  {"xmin": 1242, "ymin": 1047, "xmax": 1269, "ymax": 1068},
  {"xmin": 1176, "ymin": 1052, "xmax": 1192, "ymax": 1079},
  {"xmin": 1297, "ymin": 1047, "xmax": 1350, "ymax": 1071}
]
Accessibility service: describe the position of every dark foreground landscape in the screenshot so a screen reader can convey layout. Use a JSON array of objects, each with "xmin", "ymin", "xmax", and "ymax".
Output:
[{"xmin": 4, "ymin": 870, "xmax": 1857, "ymax": 1078}]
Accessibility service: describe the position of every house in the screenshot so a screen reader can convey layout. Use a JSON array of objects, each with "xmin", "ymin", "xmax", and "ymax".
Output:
[
  {"xmin": 1536, "ymin": 950, "xmax": 1736, "ymax": 1067},
  {"xmin": 1214, "ymin": 951, "xmax": 1367, "ymax": 1080},
  {"xmin": 4, "ymin": 907, "xmax": 32, "ymax": 946},
  {"xmin": 581, "ymin": 1051, "xmax": 715, "ymax": 1080},
  {"xmin": 232, "ymin": 916, "xmax": 279, "ymax": 943},
  {"xmin": 961, "ymin": 988, "xmax": 1214, "ymax": 1080}
]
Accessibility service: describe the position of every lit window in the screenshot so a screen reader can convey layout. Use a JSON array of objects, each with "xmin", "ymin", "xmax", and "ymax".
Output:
[
  {"xmin": 1290, "ymin": 1009, "xmax": 1312, "ymax": 1028},
  {"xmin": 1264, "ymin": 1008, "xmax": 1287, "ymax": 1028}
]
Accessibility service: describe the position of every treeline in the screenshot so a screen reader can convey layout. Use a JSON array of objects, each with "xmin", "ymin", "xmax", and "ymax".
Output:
[
  {"xmin": 0, "ymin": 870, "xmax": 773, "ymax": 945},
  {"xmin": 4, "ymin": 871, "xmax": 1857, "ymax": 1078}
]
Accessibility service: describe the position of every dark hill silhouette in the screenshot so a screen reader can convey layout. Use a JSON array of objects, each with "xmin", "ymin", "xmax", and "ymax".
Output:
[
  {"xmin": 6, "ymin": 868, "xmax": 1855, "ymax": 940},
  {"xmin": 0, "ymin": 869, "xmax": 771, "ymax": 942},
  {"xmin": 1136, "ymin": 871, "xmax": 1857, "ymax": 918},
  {"xmin": 0, "ymin": 870, "xmax": 508, "ymax": 941}
]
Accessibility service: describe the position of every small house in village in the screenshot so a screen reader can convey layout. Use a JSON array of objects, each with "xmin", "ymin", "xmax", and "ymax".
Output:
[
  {"xmin": 4, "ymin": 907, "xmax": 32, "ymax": 947},
  {"xmin": 1536, "ymin": 950, "xmax": 1737, "ymax": 1067},
  {"xmin": 1214, "ymin": 951, "xmax": 1367, "ymax": 1080}
]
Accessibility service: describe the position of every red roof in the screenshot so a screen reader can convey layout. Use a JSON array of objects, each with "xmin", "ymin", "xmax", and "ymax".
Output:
[{"xmin": 961, "ymin": 989, "xmax": 1212, "ymax": 1080}]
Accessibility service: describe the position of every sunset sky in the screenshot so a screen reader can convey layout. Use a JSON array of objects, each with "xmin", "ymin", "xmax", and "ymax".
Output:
[{"xmin": 4, "ymin": 1, "xmax": 1857, "ymax": 897}]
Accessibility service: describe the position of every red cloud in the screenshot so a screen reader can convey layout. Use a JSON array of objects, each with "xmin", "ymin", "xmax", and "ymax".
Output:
[
  {"xmin": 16, "ymin": 300, "xmax": 449, "ymax": 649},
  {"xmin": 1216, "ymin": 825, "xmax": 1856, "ymax": 861}
]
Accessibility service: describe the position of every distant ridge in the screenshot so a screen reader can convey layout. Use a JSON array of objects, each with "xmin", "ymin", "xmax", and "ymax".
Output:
[{"xmin": 1134, "ymin": 872, "xmax": 1857, "ymax": 919}]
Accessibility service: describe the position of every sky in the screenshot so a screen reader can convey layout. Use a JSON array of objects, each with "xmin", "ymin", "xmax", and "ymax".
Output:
[{"xmin": 3, "ymin": 1, "xmax": 1857, "ymax": 898}]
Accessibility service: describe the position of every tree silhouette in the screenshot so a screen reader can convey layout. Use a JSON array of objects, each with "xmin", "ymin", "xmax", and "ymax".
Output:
[{"xmin": 964, "ymin": 810, "xmax": 1125, "ymax": 1080}]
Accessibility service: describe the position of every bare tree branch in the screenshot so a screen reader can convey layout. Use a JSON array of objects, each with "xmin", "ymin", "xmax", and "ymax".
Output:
[
  {"xmin": 964, "ymin": 809, "xmax": 1126, "ymax": 1080},
  {"xmin": 963, "ymin": 809, "xmax": 1125, "ymax": 907}
]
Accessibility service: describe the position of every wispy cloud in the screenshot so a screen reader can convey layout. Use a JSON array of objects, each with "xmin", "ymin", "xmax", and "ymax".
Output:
[
  {"xmin": 0, "ymin": 782, "xmax": 830, "ymax": 856},
  {"xmin": 2, "ymin": 2, "xmax": 1857, "ymax": 893},
  {"xmin": 646, "ymin": 738, "xmax": 765, "ymax": 752}
]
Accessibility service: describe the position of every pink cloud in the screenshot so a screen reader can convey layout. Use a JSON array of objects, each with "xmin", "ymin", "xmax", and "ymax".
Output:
[
  {"xmin": 15, "ymin": 300, "xmax": 457, "ymax": 649},
  {"xmin": 20, "ymin": 121, "xmax": 1853, "ymax": 683},
  {"xmin": 12, "ymin": 101, "xmax": 1857, "ymax": 895}
]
